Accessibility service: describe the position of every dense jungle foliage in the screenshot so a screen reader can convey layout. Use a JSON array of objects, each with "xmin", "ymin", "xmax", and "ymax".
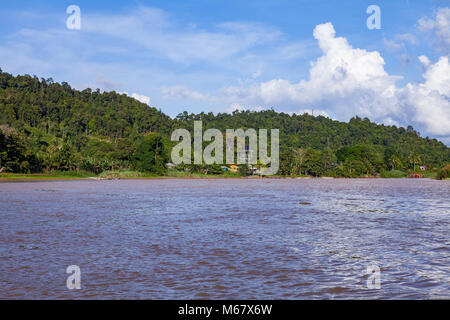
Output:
[{"xmin": 1, "ymin": 69, "xmax": 449, "ymax": 177}]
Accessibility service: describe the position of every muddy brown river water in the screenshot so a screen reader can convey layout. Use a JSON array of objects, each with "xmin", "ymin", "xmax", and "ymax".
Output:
[{"xmin": 0, "ymin": 178, "xmax": 449, "ymax": 299}]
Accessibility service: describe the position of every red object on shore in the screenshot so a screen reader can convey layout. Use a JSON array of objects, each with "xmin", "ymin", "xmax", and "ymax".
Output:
[{"xmin": 409, "ymin": 173, "xmax": 424, "ymax": 178}]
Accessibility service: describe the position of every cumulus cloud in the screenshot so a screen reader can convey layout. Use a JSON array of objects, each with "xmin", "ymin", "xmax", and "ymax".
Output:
[
  {"xmin": 418, "ymin": 8, "xmax": 450, "ymax": 52},
  {"xmin": 224, "ymin": 23, "xmax": 400, "ymax": 118},
  {"xmin": 221, "ymin": 22, "xmax": 450, "ymax": 140},
  {"xmin": 419, "ymin": 55, "xmax": 450, "ymax": 96},
  {"xmin": 403, "ymin": 55, "xmax": 450, "ymax": 136}
]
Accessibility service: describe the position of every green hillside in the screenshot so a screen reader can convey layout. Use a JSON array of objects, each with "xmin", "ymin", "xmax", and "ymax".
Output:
[{"xmin": 1, "ymin": 69, "xmax": 449, "ymax": 177}]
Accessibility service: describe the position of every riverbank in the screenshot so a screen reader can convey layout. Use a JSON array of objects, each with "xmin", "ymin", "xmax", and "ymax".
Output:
[
  {"xmin": 0, "ymin": 173, "xmax": 91, "ymax": 181},
  {"xmin": 1, "ymin": 172, "xmax": 445, "ymax": 182},
  {"xmin": 0, "ymin": 170, "xmax": 244, "ymax": 182}
]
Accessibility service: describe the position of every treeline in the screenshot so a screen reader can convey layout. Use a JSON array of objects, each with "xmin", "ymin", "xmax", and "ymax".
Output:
[{"xmin": 0, "ymin": 69, "xmax": 449, "ymax": 177}]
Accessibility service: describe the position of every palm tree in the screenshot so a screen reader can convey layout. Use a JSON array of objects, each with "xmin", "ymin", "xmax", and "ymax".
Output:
[
  {"xmin": 389, "ymin": 154, "xmax": 402, "ymax": 170},
  {"xmin": 408, "ymin": 153, "xmax": 421, "ymax": 172}
]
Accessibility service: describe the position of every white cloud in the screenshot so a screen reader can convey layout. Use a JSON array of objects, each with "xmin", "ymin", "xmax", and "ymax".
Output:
[
  {"xmin": 223, "ymin": 23, "xmax": 400, "ymax": 118},
  {"xmin": 227, "ymin": 103, "xmax": 245, "ymax": 113},
  {"xmin": 226, "ymin": 103, "xmax": 264, "ymax": 114},
  {"xmin": 383, "ymin": 38, "xmax": 404, "ymax": 51},
  {"xmin": 121, "ymin": 92, "xmax": 151, "ymax": 105},
  {"xmin": 395, "ymin": 33, "xmax": 418, "ymax": 45},
  {"xmin": 220, "ymin": 22, "xmax": 450, "ymax": 140},
  {"xmin": 419, "ymin": 55, "xmax": 450, "ymax": 96},
  {"xmin": 130, "ymin": 93, "xmax": 151, "ymax": 105},
  {"xmin": 162, "ymin": 85, "xmax": 212, "ymax": 101},
  {"xmin": 418, "ymin": 55, "xmax": 431, "ymax": 67},
  {"xmin": 0, "ymin": 6, "xmax": 313, "ymax": 100},
  {"xmin": 418, "ymin": 8, "xmax": 450, "ymax": 52},
  {"xmin": 403, "ymin": 55, "xmax": 450, "ymax": 136},
  {"xmin": 382, "ymin": 117, "xmax": 400, "ymax": 127},
  {"xmin": 83, "ymin": 8, "xmax": 282, "ymax": 65},
  {"xmin": 383, "ymin": 33, "xmax": 417, "ymax": 52},
  {"xmin": 297, "ymin": 109, "xmax": 329, "ymax": 117}
]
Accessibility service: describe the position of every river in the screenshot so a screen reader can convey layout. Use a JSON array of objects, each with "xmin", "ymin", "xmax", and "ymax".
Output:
[{"xmin": 0, "ymin": 178, "xmax": 449, "ymax": 299}]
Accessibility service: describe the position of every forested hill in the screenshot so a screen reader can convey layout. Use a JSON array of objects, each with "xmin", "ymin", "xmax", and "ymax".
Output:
[
  {"xmin": 1, "ymin": 69, "xmax": 449, "ymax": 176},
  {"xmin": 172, "ymin": 110, "xmax": 449, "ymax": 161},
  {"xmin": 0, "ymin": 69, "xmax": 172, "ymax": 137}
]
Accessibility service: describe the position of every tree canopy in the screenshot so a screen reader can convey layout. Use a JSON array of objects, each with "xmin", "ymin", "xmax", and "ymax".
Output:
[{"xmin": 1, "ymin": 69, "xmax": 449, "ymax": 176}]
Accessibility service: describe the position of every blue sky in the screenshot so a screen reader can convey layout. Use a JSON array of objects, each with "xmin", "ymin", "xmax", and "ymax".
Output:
[{"xmin": 0, "ymin": 1, "xmax": 449, "ymax": 143}]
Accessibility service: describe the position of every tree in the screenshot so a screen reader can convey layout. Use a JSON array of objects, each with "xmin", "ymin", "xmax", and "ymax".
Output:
[
  {"xmin": 0, "ymin": 127, "xmax": 41, "ymax": 172},
  {"xmin": 292, "ymin": 148, "xmax": 307, "ymax": 175},
  {"xmin": 0, "ymin": 129, "xmax": 6, "ymax": 170},
  {"xmin": 388, "ymin": 154, "xmax": 402, "ymax": 170},
  {"xmin": 321, "ymin": 147, "xmax": 337, "ymax": 171},
  {"xmin": 239, "ymin": 164, "xmax": 250, "ymax": 176},
  {"xmin": 437, "ymin": 164, "xmax": 450, "ymax": 180},
  {"xmin": 133, "ymin": 133, "xmax": 168, "ymax": 174},
  {"xmin": 302, "ymin": 148, "xmax": 323, "ymax": 176},
  {"xmin": 408, "ymin": 153, "xmax": 421, "ymax": 172},
  {"xmin": 55, "ymin": 144, "xmax": 73, "ymax": 171}
]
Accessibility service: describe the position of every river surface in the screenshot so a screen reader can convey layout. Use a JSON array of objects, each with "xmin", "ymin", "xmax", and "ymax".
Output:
[{"xmin": 0, "ymin": 178, "xmax": 449, "ymax": 299}]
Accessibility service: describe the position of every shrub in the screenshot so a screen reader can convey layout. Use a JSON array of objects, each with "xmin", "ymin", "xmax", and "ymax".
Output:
[
  {"xmin": 437, "ymin": 164, "xmax": 450, "ymax": 180},
  {"xmin": 380, "ymin": 169, "xmax": 407, "ymax": 178}
]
